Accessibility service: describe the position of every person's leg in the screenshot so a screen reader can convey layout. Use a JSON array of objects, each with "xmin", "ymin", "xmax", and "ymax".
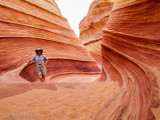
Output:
[
  {"xmin": 36, "ymin": 65, "xmax": 45, "ymax": 82},
  {"xmin": 38, "ymin": 75, "xmax": 44, "ymax": 82},
  {"xmin": 42, "ymin": 74, "xmax": 46, "ymax": 81},
  {"xmin": 41, "ymin": 64, "xmax": 47, "ymax": 82}
]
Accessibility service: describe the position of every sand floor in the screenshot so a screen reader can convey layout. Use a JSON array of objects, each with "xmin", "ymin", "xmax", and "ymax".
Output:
[{"xmin": 0, "ymin": 81, "xmax": 120, "ymax": 120}]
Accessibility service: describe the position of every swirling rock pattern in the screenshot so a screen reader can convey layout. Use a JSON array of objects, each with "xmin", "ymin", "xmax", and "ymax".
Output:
[
  {"xmin": 0, "ymin": 0, "xmax": 160, "ymax": 119},
  {"xmin": 80, "ymin": 0, "xmax": 160, "ymax": 120},
  {"xmin": 79, "ymin": 0, "xmax": 115, "ymax": 68},
  {"xmin": 0, "ymin": 0, "xmax": 100, "ymax": 82}
]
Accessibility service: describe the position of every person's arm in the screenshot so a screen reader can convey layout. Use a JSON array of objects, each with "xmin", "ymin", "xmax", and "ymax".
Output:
[
  {"xmin": 26, "ymin": 61, "xmax": 32, "ymax": 66},
  {"xmin": 25, "ymin": 55, "xmax": 35, "ymax": 66},
  {"xmin": 44, "ymin": 55, "xmax": 48, "ymax": 64}
]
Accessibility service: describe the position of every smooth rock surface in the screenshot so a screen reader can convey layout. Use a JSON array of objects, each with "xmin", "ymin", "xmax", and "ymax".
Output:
[
  {"xmin": 80, "ymin": 0, "xmax": 160, "ymax": 120},
  {"xmin": 0, "ymin": 0, "xmax": 100, "ymax": 82},
  {"xmin": 79, "ymin": 0, "xmax": 115, "ymax": 68},
  {"xmin": 0, "ymin": 0, "xmax": 160, "ymax": 120}
]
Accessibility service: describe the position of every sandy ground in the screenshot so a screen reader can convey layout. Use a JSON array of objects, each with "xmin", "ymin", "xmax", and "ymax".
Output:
[
  {"xmin": 0, "ymin": 65, "xmax": 159, "ymax": 120},
  {"xmin": 0, "ymin": 81, "xmax": 120, "ymax": 120}
]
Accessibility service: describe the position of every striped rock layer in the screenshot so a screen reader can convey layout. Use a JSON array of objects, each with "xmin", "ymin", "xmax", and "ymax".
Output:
[
  {"xmin": 79, "ymin": 0, "xmax": 115, "ymax": 68},
  {"xmin": 80, "ymin": 0, "xmax": 160, "ymax": 120},
  {"xmin": 0, "ymin": 0, "xmax": 100, "ymax": 82}
]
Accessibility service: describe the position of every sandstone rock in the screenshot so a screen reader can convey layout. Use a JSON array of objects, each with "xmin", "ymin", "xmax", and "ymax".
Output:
[
  {"xmin": 80, "ymin": 0, "xmax": 160, "ymax": 120},
  {"xmin": 0, "ymin": 0, "xmax": 160, "ymax": 119},
  {"xmin": 100, "ymin": 1, "xmax": 160, "ymax": 120},
  {"xmin": 0, "ymin": 0, "xmax": 100, "ymax": 82},
  {"xmin": 79, "ymin": 0, "xmax": 115, "ymax": 68}
]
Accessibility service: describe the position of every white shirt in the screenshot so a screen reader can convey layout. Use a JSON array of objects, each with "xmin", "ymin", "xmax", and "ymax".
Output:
[{"xmin": 30, "ymin": 54, "xmax": 48, "ymax": 65}]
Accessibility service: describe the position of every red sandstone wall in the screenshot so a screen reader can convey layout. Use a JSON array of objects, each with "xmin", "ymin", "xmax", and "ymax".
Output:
[
  {"xmin": 80, "ymin": 0, "xmax": 160, "ymax": 120},
  {"xmin": 79, "ymin": 0, "xmax": 115, "ymax": 68},
  {"xmin": 0, "ymin": 0, "xmax": 100, "ymax": 82}
]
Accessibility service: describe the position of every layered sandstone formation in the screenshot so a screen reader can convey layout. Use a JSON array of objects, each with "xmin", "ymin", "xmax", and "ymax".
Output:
[
  {"xmin": 79, "ymin": 0, "xmax": 115, "ymax": 67},
  {"xmin": 0, "ymin": 0, "xmax": 100, "ymax": 82},
  {"xmin": 0, "ymin": 0, "xmax": 160, "ymax": 120},
  {"xmin": 80, "ymin": 0, "xmax": 160, "ymax": 120}
]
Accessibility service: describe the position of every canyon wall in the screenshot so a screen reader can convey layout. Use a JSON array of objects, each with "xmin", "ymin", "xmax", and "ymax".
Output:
[
  {"xmin": 0, "ymin": 0, "xmax": 160, "ymax": 119},
  {"xmin": 79, "ymin": 0, "xmax": 115, "ymax": 68},
  {"xmin": 80, "ymin": 0, "xmax": 160, "ymax": 120},
  {"xmin": 0, "ymin": 0, "xmax": 100, "ymax": 82}
]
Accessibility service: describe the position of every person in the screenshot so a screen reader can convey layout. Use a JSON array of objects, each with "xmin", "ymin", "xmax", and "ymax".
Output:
[{"xmin": 27, "ymin": 48, "xmax": 48, "ymax": 82}]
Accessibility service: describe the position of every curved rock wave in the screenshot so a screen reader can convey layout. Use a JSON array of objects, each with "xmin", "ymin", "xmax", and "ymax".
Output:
[
  {"xmin": 97, "ymin": 30, "xmax": 160, "ymax": 120},
  {"xmin": 79, "ymin": 0, "xmax": 115, "ymax": 67},
  {"xmin": 80, "ymin": 0, "xmax": 160, "ymax": 119},
  {"xmin": 0, "ymin": 0, "xmax": 100, "ymax": 82},
  {"xmin": 20, "ymin": 58, "xmax": 100, "ymax": 82}
]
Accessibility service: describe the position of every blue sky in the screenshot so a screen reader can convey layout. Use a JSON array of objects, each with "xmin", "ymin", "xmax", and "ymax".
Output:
[{"xmin": 55, "ymin": 0, "xmax": 93, "ymax": 37}]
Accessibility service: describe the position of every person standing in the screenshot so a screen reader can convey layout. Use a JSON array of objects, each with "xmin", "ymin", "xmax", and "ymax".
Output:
[{"xmin": 27, "ymin": 48, "xmax": 48, "ymax": 82}]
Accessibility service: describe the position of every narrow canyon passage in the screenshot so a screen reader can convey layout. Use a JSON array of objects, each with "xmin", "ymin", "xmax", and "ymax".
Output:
[{"xmin": 0, "ymin": 0, "xmax": 160, "ymax": 120}]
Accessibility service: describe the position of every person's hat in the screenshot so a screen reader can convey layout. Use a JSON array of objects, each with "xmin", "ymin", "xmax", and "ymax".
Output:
[{"xmin": 35, "ymin": 48, "xmax": 43, "ymax": 54}]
